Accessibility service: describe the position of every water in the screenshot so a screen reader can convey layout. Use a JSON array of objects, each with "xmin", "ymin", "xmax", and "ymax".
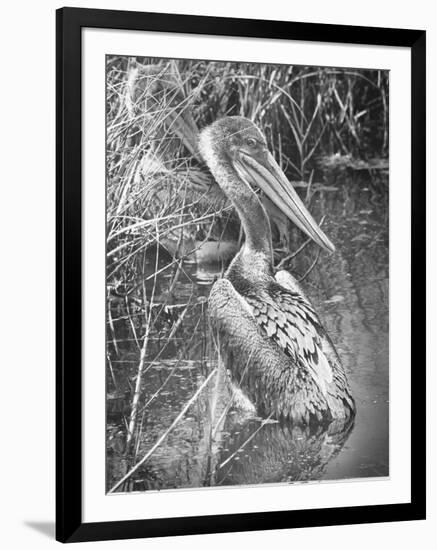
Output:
[{"xmin": 106, "ymin": 170, "xmax": 389, "ymax": 492}]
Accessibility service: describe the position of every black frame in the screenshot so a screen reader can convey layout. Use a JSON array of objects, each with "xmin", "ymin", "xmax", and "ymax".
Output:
[{"xmin": 56, "ymin": 6, "xmax": 426, "ymax": 543}]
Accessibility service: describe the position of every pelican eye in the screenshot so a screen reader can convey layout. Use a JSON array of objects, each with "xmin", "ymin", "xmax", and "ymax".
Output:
[{"xmin": 246, "ymin": 137, "xmax": 257, "ymax": 148}]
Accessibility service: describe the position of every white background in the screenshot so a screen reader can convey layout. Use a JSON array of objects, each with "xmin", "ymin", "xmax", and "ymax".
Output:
[{"xmin": 0, "ymin": 0, "xmax": 434, "ymax": 549}]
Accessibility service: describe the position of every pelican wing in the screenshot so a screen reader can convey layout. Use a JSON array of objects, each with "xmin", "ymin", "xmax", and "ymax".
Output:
[
  {"xmin": 245, "ymin": 283, "xmax": 336, "ymax": 399},
  {"xmin": 210, "ymin": 276, "xmax": 354, "ymax": 421}
]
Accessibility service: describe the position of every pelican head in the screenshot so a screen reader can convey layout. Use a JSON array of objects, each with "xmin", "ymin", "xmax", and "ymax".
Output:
[{"xmin": 199, "ymin": 116, "xmax": 335, "ymax": 253}]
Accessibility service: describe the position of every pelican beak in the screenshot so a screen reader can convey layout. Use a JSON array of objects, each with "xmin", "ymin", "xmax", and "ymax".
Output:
[{"xmin": 233, "ymin": 150, "xmax": 335, "ymax": 253}]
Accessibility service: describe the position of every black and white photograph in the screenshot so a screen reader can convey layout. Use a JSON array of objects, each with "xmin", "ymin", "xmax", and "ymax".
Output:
[
  {"xmin": 105, "ymin": 56, "xmax": 389, "ymax": 493},
  {"xmin": 0, "ymin": 0, "xmax": 431, "ymax": 547}
]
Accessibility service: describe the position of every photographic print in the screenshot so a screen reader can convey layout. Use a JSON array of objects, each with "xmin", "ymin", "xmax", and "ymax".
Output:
[{"xmin": 105, "ymin": 55, "xmax": 389, "ymax": 494}]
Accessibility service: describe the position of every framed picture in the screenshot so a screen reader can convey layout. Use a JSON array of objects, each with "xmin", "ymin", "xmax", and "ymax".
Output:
[{"xmin": 56, "ymin": 7, "xmax": 426, "ymax": 543}]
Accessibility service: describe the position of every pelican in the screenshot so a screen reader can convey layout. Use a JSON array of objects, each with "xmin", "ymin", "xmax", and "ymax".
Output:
[{"xmin": 199, "ymin": 116, "xmax": 355, "ymax": 424}]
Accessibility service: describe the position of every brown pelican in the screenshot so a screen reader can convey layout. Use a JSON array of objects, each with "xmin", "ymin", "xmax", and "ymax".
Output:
[{"xmin": 199, "ymin": 116, "xmax": 355, "ymax": 424}]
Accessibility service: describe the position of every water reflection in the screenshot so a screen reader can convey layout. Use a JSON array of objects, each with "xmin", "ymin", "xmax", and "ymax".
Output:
[{"xmin": 214, "ymin": 416, "xmax": 355, "ymax": 486}]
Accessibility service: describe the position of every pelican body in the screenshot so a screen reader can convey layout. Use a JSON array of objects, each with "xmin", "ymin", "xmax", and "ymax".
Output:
[{"xmin": 199, "ymin": 117, "xmax": 355, "ymax": 424}]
